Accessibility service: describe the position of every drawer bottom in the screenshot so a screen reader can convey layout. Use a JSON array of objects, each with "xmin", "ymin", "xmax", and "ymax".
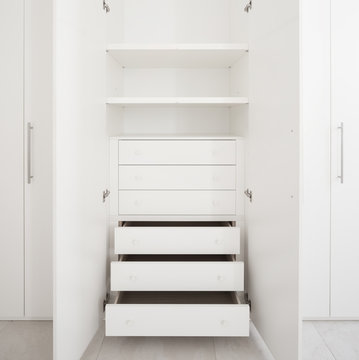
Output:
[{"xmin": 106, "ymin": 292, "xmax": 249, "ymax": 337}]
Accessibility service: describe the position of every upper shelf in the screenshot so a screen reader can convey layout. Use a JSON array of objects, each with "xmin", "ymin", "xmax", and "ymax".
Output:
[
  {"xmin": 106, "ymin": 43, "xmax": 249, "ymax": 68},
  {"xmin": 106, "ymin": 97, "xmax": 249, "ymax": 107}
]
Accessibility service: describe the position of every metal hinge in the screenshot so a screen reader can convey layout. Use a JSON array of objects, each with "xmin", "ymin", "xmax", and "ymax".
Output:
[
  {"xmin": 103, "ymin": 189, "xmax": 110, "ymax": 202},
  {"xmin": 244, "ymin": 188, "xmax": 253, "ymax": 202},
  {"xmin": 244, "ymin": 293, "xmax": 252, "ymax": 311},
  {"xmin": 103, "ymin": 0, "xmax": 110, "ymax": 13},
  {"xmin": 103, "ymin": 293, "xmax": 110, "ymax": 312},
  {"xmin": 244, "ymin": 0, "xmax": 252, "ymax": 13}
]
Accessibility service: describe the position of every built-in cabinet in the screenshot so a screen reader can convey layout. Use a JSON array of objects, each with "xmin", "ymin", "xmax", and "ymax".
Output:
[
  {"xmin": 302, "ymin": 0, "xmax": 359, "ymax": 319},
  {"xmin": 0, "ymin": 0, "xmax": 52, "ymax": 319},
  {"xmin": 54, "ymin": 1, "xmax": 300, "ymax": 360}
]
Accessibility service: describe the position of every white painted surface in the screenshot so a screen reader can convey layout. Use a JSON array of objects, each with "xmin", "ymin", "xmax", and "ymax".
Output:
[
  {"xmin": 114, "ymin": 226, "xmax": 240, "ymax": 254},
  {"xmin": 107, "ymin": 97, "xmax": 248, "ymax": 106},
  {"xmin": 111, "ymin": 261, "xmax": 244, "ymax": 291},
  {"xmin": 301, "ymin": 0, "xmax": 331, "ymax": 318},
  {"xmin": 246, "ymin": 1, "xmax": 300, "ymax": 360},
  {"xmin": 107, "ymin": 43, "xmax": 248, "ymax": 68},
  {"xmin": 118, "ymin": 140, "xmax": 236, "ymax": 165},
  {"xmin": 24, "ymin": 0, "xmax": 53, "ymax": 319},
  {"xmin": 106, "ymin": 304, "xmax": 249, "ymax": 337},
  {"xmin": 54, "ymin": 1, "xmax": 107, "ymax": 359},
  {"xmin": 118, "ymin": 166, "xmax": 236, "ymax": 190},
  {"xmin": 331, "ymin": 0, "xmax": 359, "ymax": 317},
  {"xmin": 118, "ymin": 191, "xmax": 236, "ymax": 216},
  {"xmin": 0, "ymin": 0, "xmax": 24, "ymax": 318}
]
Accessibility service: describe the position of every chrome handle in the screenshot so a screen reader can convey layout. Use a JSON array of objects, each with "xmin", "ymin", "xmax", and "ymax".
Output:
[
  {"xmin": 337, "ymin": 122, "xmax": 344, "ymax": 184},
  {"xmin": 27, "ymin": 123, "xmax": 34, "ymax": 184}
]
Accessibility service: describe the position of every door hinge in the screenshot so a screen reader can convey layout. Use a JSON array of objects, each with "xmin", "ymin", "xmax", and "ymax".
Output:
[
  {"xmin": 244, "ymin": 188, "xmax": 253, "ymax": 202},
  {"xmin": 244, "ymin": 293, "xmax": 252, "ymax": 311},
  {"xmin": 103, "ymin": 189, "xmax": 110, "ymax": 202},
  {"xmin": 244, "ymin": 0, "xmax": 252, "ymax": 13},
  {"xmin": 103, "ymin": 293, "xmax": 110, "ymax": 312},
  {"xmin": 103, "ymin": 0, "xmax": 110, "ymax": 13}
]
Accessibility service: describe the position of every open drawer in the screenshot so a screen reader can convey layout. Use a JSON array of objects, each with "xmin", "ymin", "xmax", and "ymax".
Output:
[
  {"xmin": 106, "ymin": 291, "xmax": 250, "ymax": 337},
  {"xmin": 114, "ymin": 221, "xmax": 240, "ymax": 255},
  {"xmin": 111, "ymin": 255, "xmax": 243, "ymax": 291}
]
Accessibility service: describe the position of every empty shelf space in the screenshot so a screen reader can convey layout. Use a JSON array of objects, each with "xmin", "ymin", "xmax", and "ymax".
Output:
[
  {"xmin": 122, "ymin": 221, "xmax": 232, "ymax": 227},
  {"xmin": 106, "ymin": 43, "xmax": 248, "ymax": 68},
  {"xmin": 106, "ymin": 97, "xmax": 249, "ymax": 107},
  {"xmin": 120, "ymin": 254, "xmax": 233, "ymax": 262},
  {"xmin": 117, "ymin": 291, "xmax": 241, "ymax": 305}
]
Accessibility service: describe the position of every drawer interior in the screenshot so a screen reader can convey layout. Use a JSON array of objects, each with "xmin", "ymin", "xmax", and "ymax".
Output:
[
  {"xmin": 115, "ymin": 291, "xmax": 241, "ymax": 305},
  {"xmin": 120, "ymin": 254, "xmax": 234, "ymax": 262},
  {"xmin": 122, "ymin": 221, "xmax": 233, "ymax": 227}
]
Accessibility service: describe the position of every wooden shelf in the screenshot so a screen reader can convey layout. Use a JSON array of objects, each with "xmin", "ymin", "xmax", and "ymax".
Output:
[
  {"xmin": 106, "ymin": 97, "xmax": 249, "ymax": 107},
  {"xmin": 106, "ymin": 43, "xmax": 248, "ymax": 68}
]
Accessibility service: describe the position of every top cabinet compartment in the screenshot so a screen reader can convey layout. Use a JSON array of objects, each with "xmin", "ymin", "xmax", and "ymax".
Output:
[{"xmin": 118, "ymin": 140, "xmax": 236, "ymax": 165}]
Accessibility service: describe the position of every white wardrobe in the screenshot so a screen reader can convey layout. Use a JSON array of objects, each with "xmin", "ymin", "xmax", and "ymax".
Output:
[
  {"xmin": 302, "ymin": 0, "xmax": 359, "ymax": 319},
  {"xmin": 0, "ymin": 0, "xmax": 52, "ymax": 319},
  {"xmin": 54, "ymin": 1, "xmax": 300, "ymax": 360}
]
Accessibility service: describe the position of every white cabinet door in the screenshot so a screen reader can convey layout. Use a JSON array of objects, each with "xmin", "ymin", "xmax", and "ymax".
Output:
[
  {"xmin": 24, "ymin": 0, "xmax": 53, "ymax": 319},
  {"xmin": 246, "ymin": 1, "xmax": 300, "ymax": 359},
  {"xmin": 0, "ymin": 0, "xmax": 24, "ymax": 318},
  {"xmin": 331, "ymin": 0, "xmax": 359, "ymax": 317},
  {"xmin": 54, "ymin": 1, "xmax": 107, "ymax": 359}
]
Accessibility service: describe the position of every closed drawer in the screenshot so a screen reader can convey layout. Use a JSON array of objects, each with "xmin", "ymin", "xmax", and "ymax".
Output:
[
  {"xmin": 114, "ymin": 224, "xmax": 240, "ymax": 254},
  {"xmin": 118, "ymin": 191, "xmax": 236, "ymax": 215},
  {"xmin": 118, "ymin": 140, "xmax": 236, "ymax": 165},
  {"xmin": 118, "ymin": 166, "xmax": 236, "ymax": 190},
  {"xmin": 111, "ymin": 256, "xmax": 244, "ymax": 291},
  {"xmin": 106, "ymin": 292, "xmax": 249, "ymax": 337}
]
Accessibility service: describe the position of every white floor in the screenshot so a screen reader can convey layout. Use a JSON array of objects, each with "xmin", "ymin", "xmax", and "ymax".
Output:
[
  {"xmin": 0, "ymin": 321, "xmax": 52, "ymax": 360},
  {"xmin": 1, "ymin": 320, "xmax": 359, "ymax": 359}
]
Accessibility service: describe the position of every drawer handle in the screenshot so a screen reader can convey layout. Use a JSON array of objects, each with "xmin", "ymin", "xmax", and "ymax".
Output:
[
  {"xmin": 212, "ymin": 175, "xmax": 219, "ymax": 182},
  {"xmin": 215, "ymin": 238, "xmax": 223, "ymax": 245},
  {"xmin": 134, "ymin": 149, "xmax": 142, "ymax": 156},
  {"xmin": 134, "ymin": 200, "xmax": 140, "ymax": 206},
  {"xmin": 212, "ymin": 200, "xmax": 219, "ymax": 207},
  {"xmin": 134, "ymin": 175, "xmax": 142, "ymax": 181},
  {"xmin": 125, "ymin": 320, "xmax": 134, "ymax": 326},
  {"xmin": 217, "ymin": 275, "xmax": 224, "ymax": 281},
  {"xmin": 220, "ymin": 320, "xmax": 228, "ymax": 326},
  {"xmin": 131, "ymin": 239, "xmax": 137, "ymax": 246},
  {"xmin": 129, "ymin": 275, "xmax": 137, "ymax": 281}
]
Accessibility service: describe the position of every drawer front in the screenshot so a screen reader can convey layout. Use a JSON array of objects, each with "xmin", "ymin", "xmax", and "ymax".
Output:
[
  {"xmin": 106, "ymin": 304, "xmax": 250, "ymax": 337},
  {"xmin": 118, "ymin": 166, "xmax": 236, "ymax": 190},
  {"xmin": 114, "ymin": 226, "xmax": 240, "ymax": 254},
  {"xmin": 111, "ymin": 261, "xmax": 244, "ymax": 291},
  {"xmin": 118, "ymin": 140, "xmax": 236, "ymax": 165},
  {"xmin": 118, "ymin": 191, "xmax": 236, "ymax": 215}
]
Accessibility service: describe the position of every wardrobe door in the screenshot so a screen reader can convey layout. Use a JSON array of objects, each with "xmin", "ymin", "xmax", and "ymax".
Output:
[
  {"xmin": 24, "ymin": 0, "xmax": 53, "ymax": 319},
  {"xmin": 54, "ymin": 1, "xmax": 107, "ymax": 359},
  {"xmin": 0, "ymin": 0, "xmax": 24, "ymax": 318},
  {"xmin": 331, "ymin": 0, "xmax": 359, "ymax": 317},
  {"xmin": 246, "ymin": 1, "xmax": 300, "ymax": 360}
]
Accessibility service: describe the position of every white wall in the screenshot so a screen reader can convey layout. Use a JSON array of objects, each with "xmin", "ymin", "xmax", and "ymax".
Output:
[
  {"xmin": 54, "ymin": 1, "xmax": 107, "ymax": 359},
  {"xmin": 301, "ymin": 0, "xmax": 331, "ymax": 318}
]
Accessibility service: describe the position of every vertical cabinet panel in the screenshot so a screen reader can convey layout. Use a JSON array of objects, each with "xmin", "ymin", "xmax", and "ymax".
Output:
[
  {"xmin": 246, "ymin": 1, "xmax": 300, "ymax": 360},
  {"xmin": 301, "ymin": 0, "xmax": 331, "ymax": 318},
  {"xmin": 54, "ymin": 1, "xmax": 107, "ymax": 359},
  {"xmin": 331, "ymin": 0, "xmax": 359, "ymax": 317},
  {"xmin": 0, "ymin": 0, "xmax": 24, "ymax": 318},
  {"xmin": 24, "ymin": 0, "xmax": 53, "ymax": 319}
]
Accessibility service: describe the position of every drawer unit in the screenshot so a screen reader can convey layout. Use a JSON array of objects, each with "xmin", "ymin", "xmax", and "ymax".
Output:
[
  {"xmin": 118, "ymin": 190, "xmax": 236, "ymax": 215},
  {"xmin": 118, "ymin": 165, "xmax": 236, "ymax": 190},
  {"xmin": 111, "ymin": 255, "xmax": 244, "ymax": 291},
  {"xmin": 118, "ymin": 140, "xmax": 236, "ymax": 165},
  {"xmin": 106, "ymin": 292, "xmax": 250, "ymax": 337},
  {"xmin": 114, "ymin": 222, "xmax": 240, "ymax": 254}
]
